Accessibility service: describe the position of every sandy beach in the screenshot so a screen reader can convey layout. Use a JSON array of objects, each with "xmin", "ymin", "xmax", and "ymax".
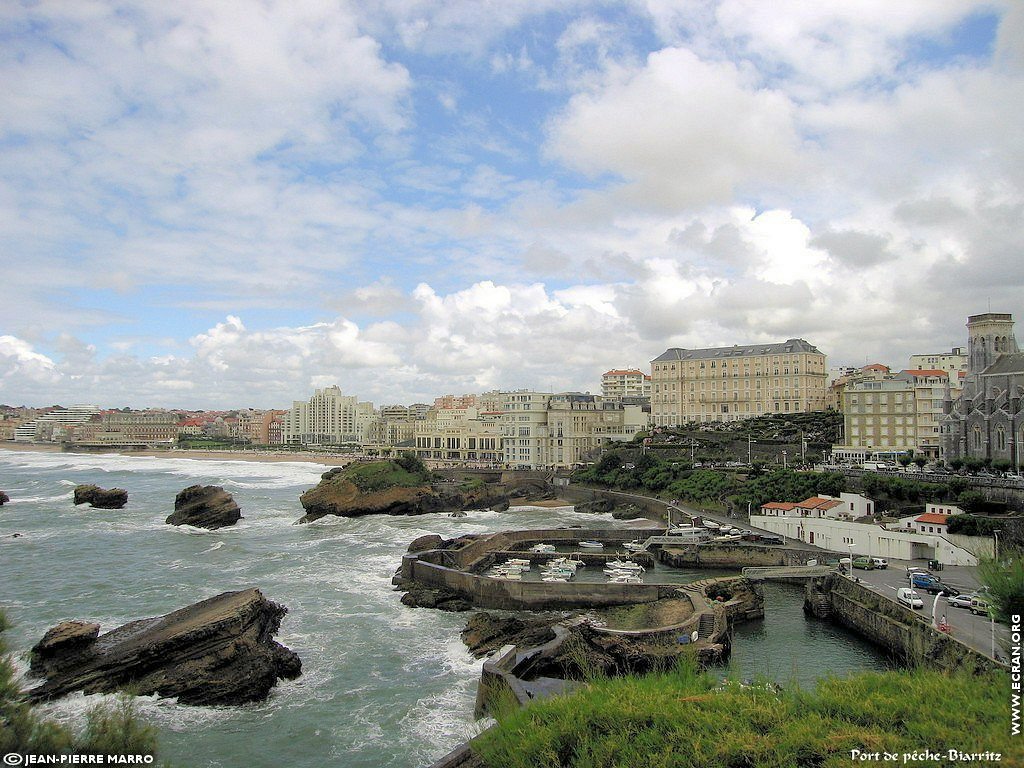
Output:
[{"xmin": 0, "ymin": 441, "xmax": 358, "ymax": 467}]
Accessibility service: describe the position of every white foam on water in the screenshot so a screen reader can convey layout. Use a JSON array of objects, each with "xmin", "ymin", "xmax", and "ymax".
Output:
[{"xmin": 4, "ymin": 494, "xmax": 71, "ymax": 504}]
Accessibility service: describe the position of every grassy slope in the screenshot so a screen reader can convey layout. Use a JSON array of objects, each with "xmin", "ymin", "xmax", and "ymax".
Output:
[
  {"xmin": 340, "ymin": 459, "xmax": 431, "ymax": 493},
  {"xmin": 472, "ymin": 663, "xmax": 1019, "ymax": 768}
]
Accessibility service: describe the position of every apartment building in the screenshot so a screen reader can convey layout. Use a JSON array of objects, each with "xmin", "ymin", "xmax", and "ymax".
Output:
[
  {"xmin": 500, "ymin": 391, "xmax": 649, "ymax": 469},
  {"xmin": 650, "ymin": 339, "xmax": 827, "ymax": 426},
  {"xmin": 14, "ymin": 405, "xmax": 101, "ymax": 442},
  {"xmin": 833, "ymin": 369, "xmax": 956, "ymax": 461},
  {"xmin": 601, "ymin": 369, "xmax": 652, "ymax": 400},
  {"xmin": 282, "ymin": 386, "xmax": 374, "ymax": 445},
  {"xmin": 908, "ymin": 347, "xmax": 967, "ymax": 383}
]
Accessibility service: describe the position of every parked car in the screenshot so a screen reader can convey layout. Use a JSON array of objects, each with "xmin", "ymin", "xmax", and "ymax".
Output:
[
  {"xmin": 906, "ymin": 566, "xmax": 932, "ymax": 577},
  {"xmin": 870, "ymin": 557, "xmax": 889, "ymax": 569},
  {"xmin": 852, "ymin": 556, "xmax": 876, "ymax": 570},
  {"xmin": 970, "ymin": 596, "xmax": 992, "ymax": 616},
  {"xmin": 910, "ymin": 573, "xmax": 960, "ymax": 596},
  {"xmin": 759, "ymin": 535, "xmax": 785, "ymax": 545},
  {"xmin": 897, "ymin": 588, "xmax": 924, "ymax": 609},
  {"xmin": 948, "ymin": 594, "xmax": 974, "ymax": 609}
]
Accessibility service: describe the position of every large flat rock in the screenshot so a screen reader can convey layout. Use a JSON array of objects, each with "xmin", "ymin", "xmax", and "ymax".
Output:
[{"xmin": 28, "ymin": 588, "xmax": 301, "ymax": 705}]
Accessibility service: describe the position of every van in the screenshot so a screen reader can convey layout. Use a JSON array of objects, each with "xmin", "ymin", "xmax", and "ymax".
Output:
[
  {"xmin": 969, "ymin": 596, "xmax": 992, "ymax": 616},
  {"xmin": 897, "ymin": 588, "xmax": 924, "ymax": 609}
]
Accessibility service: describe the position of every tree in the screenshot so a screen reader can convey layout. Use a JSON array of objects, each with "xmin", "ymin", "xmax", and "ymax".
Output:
[
  {"xmin": 949, "ymin": 458, "xmax": 965, "ymax": 472},
  {"xmin": 898, "ymin": 455, "xmax": 912, "ymax": 468},
  {"xmin": 955, "ymin": 490, "xmax": 987, "ymax": 514},
  {"xmin": 978, "ymin": 552, "xmax": 1024, "ymax": 623},
  {"xmin": 913, "ymin": 456, "xmax": 928, "ymax": 469}
]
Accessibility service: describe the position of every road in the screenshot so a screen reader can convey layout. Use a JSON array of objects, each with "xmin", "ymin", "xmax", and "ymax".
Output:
[{"xmin": 841, "ymin": 559, "xmax": 1011, "ymax": 661}]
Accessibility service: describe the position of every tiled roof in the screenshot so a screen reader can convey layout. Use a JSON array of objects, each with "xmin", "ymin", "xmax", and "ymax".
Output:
[
  {"xmin": 902, "ymin": 369, "xmax": 949, "ymax": 377},
  {"xmin": 861, "ymin": 363, "xmax": 890, "ymax": 371},
  {"xmin": 651, "ymin": 338, "xmax": 821, "ymax": 363},
  {"xmin": 603, "ymin": 369, "xmax": 649, "ymax": 377},
  {"xmin": 914, "ymin": 513, "xmax": 950, "ymax": 525},
  {"xmin": 760, "ymin": 502, "xmax": 797, "ymax": 510},
  {"xmin": 797, "ymin": 496, "xmax": 842, "ymax": 510}
]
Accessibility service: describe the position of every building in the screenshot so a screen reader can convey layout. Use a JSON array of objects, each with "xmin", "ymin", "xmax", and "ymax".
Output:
[
  {"xmin": 909, "ymin": 348, "xmax": 967, "ymax": 383},
  {"xmin": 74, "ymin": 410, "xmax": 180, "ymax": 446},
  {"xmin": 750, "ymin": 513, "xmax": 978, "ymax": 566},
  {"xmin": 942, "ymin": 312, "xmax": 1024, "ymax": 467},
  {"xmin": 826, "ymin": 364, "xmax": 890, "ymax": 412},
  {"xmin": 832, "ymin": 368, "xmax": 956, "ymax": 462},
  {"xmin": 13, "ymin": 405, "xmax": 101, "ymax": 443},
  {"xmin": 650, "ymin": 339, "xmax": 827, "ymax": 426},
  {"xmin": 498, "ymin": 391, "xmax": 649, "ymax": 469},
  {"xmin": 282, "ymin": 386, "xmax": 374, "ymax": 445},
  {"xmin": 601, "ymin": 369, "xmax": 652, "ymax": 400},
  {"xmin": 759, "ymin": 493, "xmax": 873, "ymax": 521},
  {"xmin": 413, "ymin": 406, "xmax": 503, "ymax": 464}
]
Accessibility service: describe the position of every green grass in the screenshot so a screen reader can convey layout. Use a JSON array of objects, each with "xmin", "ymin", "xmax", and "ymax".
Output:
[
  {"xmin": 341, "ymin": 458, "xmax": 432, "ymax": 492},
  {"xmin": 472, "ymin": 660, "xmax": 1020, "ymax": 768},
  {"xmin": 0, "ymin": 611, "xmax": 163, "ymax": 762}
]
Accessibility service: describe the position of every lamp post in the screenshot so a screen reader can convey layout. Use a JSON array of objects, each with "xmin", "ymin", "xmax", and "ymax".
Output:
[
  {"xmin": 848, "ymin": 543, "xmax": 854, "ymax": 578},
  {"xmin": 782, "ymin": 450, "xmax": 788, "ymax": 469},
  {"xmin": 801, "ymin": 433, "xmax": 808, "ymax": 465},
  {"xmin": 994, "ymin": 529, "xmax": 1002, "ymax": 562},
  {"xmin": 748, "ymin": 436, "xmax": 757, "ymax": 465}
]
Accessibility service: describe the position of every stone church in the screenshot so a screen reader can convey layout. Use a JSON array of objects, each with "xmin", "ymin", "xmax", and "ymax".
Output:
[{"xmin": 941, "ymin": 312, "xmax": 1024, "ymax": 466}]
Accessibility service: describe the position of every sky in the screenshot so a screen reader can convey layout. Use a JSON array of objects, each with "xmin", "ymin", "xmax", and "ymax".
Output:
[{"xmin": 1, "ymin": 0, "xmax": 1023, "ymax": 410}]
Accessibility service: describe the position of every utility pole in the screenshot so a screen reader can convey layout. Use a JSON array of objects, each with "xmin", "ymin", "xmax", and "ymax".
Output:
[{"xmin": 748, "ymin": 435, "xmax": 757, "ymax": 465}]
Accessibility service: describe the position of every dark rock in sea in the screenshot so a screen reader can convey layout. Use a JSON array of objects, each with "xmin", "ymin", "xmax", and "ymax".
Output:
[
  {"xmin": 399, "ymin": 582, "xmax": 473, "ymax": 612},
  {"xmin": 408, "ymin": 534, "xmax": 444, "ymax": 553},
  {"xmin": 0, "ymin": 490, "xmax": 9, "ymax": 505},
  {"xmin": 612, "ymin": 504, "xmax": 646, "ymax": 520},
  {"xmin": 27, "ymin": 588, "xmax": 301, "ymax": 706},
  {"xmin": 73, "ymin": 484, "xmax": 128, "ymax": 509},
  {"xmin": 166, "ymin": 485, "xmax": 241, "ymax": 529},
  {"xmin": 574, "ymin": 498, "xmax": 616, "ymax": 515},
  {"xmin": 491, "ymin": 499, "xmax": 510, "ymax": 512}
]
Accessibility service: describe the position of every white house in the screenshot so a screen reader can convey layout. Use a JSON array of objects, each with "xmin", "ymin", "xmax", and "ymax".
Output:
[{"xmin": 750, "ymin": 514, "xmax": 978, "ymax": 566}]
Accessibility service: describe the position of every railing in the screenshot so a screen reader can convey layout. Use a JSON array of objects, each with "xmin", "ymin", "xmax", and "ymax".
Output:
[{"xmin": 741, "ymin": 565, "xmax": 834, "ymax": 580}]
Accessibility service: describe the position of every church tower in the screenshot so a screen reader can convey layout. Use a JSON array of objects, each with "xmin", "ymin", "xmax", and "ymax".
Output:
[{"xmin": 967, "ymin": 313, "xmax": 1018, "ymax": 376}]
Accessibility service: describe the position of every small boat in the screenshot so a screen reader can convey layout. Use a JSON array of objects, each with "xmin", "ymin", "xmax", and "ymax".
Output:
[
  {"xmin": 704, "ymin": 521, "xmax": 721, "ymax": 531},
  {"xmin": 608, "ymin": 573, "xmax": 643, "ymax": 584},
  {"xmin": 623, "ymin": 540, "xmax": 646, "ymax": 552},
  {"xmin": 605, "ymin": 558, "xmax": 642, "ymax": 570},
  {"xmin": 579, "ymin": 541, "xmax": 604, "ymax": 549},
  {"xmin": 506, "ymin": 558, "xmax": 531, "ymax": 566},
  {"xmin": 530, "ymin": 543, "xmax": 556, "ymax": 553}
]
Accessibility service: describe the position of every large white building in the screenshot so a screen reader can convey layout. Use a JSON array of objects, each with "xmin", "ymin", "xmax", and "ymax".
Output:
[
  {"xmin": 501, "ymin": 391, "xmax": 649, "ymax": 469},
  {"xmin": 650, "ymin": 339, "xmax": 827, "ymax": 426},
  {"xmin": 282, "ymin": 386, "xmax": 374, "ymax": 445},
  {"xmin": 601, "ymin": 369, "xmax": 651, "ymax": 400},
  {"xmin": 750, "ymin": 514, "xmax": 978, "ymax": 566},
  {"xmin": 14, "ymin": 405, "xmax": 102, "ymax": 442}
]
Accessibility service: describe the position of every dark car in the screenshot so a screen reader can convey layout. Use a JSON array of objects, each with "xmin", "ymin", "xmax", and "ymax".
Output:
[{"xmin": 758, "ymin": 535, "xmax": 785, "ymax": 545}]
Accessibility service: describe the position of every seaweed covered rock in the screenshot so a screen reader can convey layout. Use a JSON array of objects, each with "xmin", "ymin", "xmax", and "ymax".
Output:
[
  {"xmin": 28, "ymin": 588, "xmax": 301, "ymax": 706},
  {"xmin": 0, "ymin": 490, "xmax": 9, "ymax": 505},
  {"xmin": 73, "ymin": 484, "xmax": 128, "ymax": 509},
  {"xmin": 166, "ymin": 485, "xmax": 241, "ymax": 529}
]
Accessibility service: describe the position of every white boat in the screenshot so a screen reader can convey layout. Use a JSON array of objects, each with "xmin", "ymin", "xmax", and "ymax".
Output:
[
  {"xmin": 605, "ymin": 558, "xmax": 642, "ymax": 570},
  {"xmin": 703, "ymin": 521, "xmax": 721, "ymax": 531},
  {"xmin": 578, "ymin": 541, "xmax": 604, "ymax": 549},
  {"xmin": 506, "ymin": 558, "xmax": 531, "ymax": 566},
  {"xmin": 623, "ymin": 540, "xmax": 646, "ymax": 552},
  {"xmin": 608, "ymin": 573, "xmax": 643, "ymax": 584},
  {"xmin": 542, "ymin": 574, "xmax": 571, "ymax": 582},
  {"xmin": 530, "ymin": 543, "xmax": 556, "ymax": 553}
]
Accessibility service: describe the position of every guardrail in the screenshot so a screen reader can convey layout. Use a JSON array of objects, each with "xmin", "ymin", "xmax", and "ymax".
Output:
[{"xmin": 741, "ymin": 565, "xmax": 834, "ymax": 581}]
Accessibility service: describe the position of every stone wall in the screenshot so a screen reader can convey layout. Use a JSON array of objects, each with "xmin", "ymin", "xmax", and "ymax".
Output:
[
  {"xmin": 659, "ymin": 544, "xmax": 822, "ymax": 569},
  {"xmin": 557, "ymin": 486, "xmax": 677, "ymax": 523},
  {"xmin": 806, "ymin": 575, "xmax": 1004, "ymax": 674}
]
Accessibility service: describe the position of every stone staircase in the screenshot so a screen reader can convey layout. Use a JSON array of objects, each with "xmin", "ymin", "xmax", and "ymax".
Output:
[
  {"xmin": 805, "ymin": 591, "xmax": 832, "ymax": 619},
  {"xmin": 697, "ymin": 612, "xmax": 716, "ymax": 639}
]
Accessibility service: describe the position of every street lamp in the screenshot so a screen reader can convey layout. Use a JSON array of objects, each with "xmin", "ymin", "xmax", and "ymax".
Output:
[
  {"xmin": 782, "ymin": 450, "xmax": 788, "ymax": 469},
  {"xmin": 848, "ymin": 543, "xmax": 854, "ymax": 578},
  {"xmin": 801, "ymin": 433, "xmax": 808, "ymax": 465},
  {"xmin": 748, "ymin": 436, "xmax": 757, "ymax": 465},
  {"xmin": 994, "ymin": 529, "xmax": 1002, "ymax": 562}
]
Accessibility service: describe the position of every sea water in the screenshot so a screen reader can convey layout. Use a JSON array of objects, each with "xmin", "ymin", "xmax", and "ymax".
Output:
[{"xmin": 0, "ymin": 449, "xmax": 889, "ymax": 767}]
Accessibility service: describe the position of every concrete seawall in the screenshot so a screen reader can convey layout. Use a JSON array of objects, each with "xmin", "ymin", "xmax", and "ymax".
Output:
[
  {"xmin": 660, "ymin": 543, "xmax": 822, "ymax": 568},
  {"xmin": 805, "ymin": 575, "xmax": 1004, "ymax": 674}
]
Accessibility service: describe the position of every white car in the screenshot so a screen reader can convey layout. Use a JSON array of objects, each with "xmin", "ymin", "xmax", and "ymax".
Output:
[
  {"xmin": 897, "ymin": 588, "xmax": 924, "ymax": 609},
  {"xmin": 871, "ymin": 558, "xmax": 888, "ymax": 569}
]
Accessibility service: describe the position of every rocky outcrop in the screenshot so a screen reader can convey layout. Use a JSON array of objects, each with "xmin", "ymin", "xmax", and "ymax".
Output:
[
  {"xmin": 573, "ymin": 498, "xmax": 616, "ymax": 514},
  {"xmin": 462, "ymin": 612, "xmax": 558, "ymax": 658},
  {"xmin": 27, "ymin": 588, "xmax": 301, "ymax": 705},
  {"xmin": 297, "ymin": 468, "xmax": 515, "ymax": 523},
  {"xmin": 166, "ymin": 485, "xmax": 241, "ymax": 529},
  {"xmin": 408, "ymin": 534, "xmax": 444, "ymax": 553},
  {"xmin": 73, "ymin": 484, "xmax": 128, "ymax": 509},
  {"xmin": 0, "ymin": 490, "xmax": 9, "ymax": 505},
  {"xmin": 612, "ymin": 504, "xmax": 646, "ymax": 520},
  {"xmin": 399, "ymin": 582, "xmax": 473, "ymax": 612}
]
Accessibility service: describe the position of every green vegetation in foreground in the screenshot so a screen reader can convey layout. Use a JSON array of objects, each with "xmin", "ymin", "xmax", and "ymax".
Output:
[
  {"xmin": 978, "ymin": 550, "xmax": 1024, "ymax": 623},
  {"xmin": 0, "ymin": 612, "xmax": 163, "ymax": 762},
  {"xmin": 472, "ymin": 661, "xmax": 1018, "ymax": 768},
  {"xmin": 341, "ymin": 451, "xmax": 432, "ymax": 492}
]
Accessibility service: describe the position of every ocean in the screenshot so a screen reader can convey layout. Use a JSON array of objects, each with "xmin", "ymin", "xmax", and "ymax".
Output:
[{"xmin": 0, "ymin": 449, "xmax": 889, "ymax": 767}]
